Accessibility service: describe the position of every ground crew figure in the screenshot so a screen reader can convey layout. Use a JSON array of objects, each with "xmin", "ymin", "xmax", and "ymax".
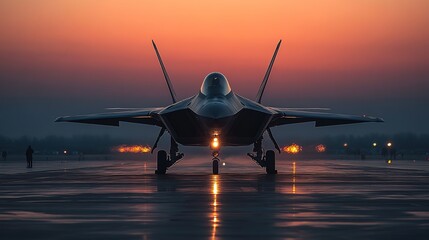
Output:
[{"xmin": 26, "ymin": 145, "xmax": 34, "ymax": 168}]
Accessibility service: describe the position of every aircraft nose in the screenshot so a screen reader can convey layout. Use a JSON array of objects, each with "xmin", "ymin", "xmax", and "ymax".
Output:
[{"xmin": 198, "ymin": 102, "xmax": 234, "ymax": 119}]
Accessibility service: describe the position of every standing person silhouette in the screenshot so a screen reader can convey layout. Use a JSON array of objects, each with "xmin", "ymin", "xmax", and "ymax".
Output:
[
  {"xmin": 1, "ymin": 151, "xmax": 7, "ymax": 161},
  {"xmin": 26, "ymin": 145, "xmax": 34, "ymax": 168}
]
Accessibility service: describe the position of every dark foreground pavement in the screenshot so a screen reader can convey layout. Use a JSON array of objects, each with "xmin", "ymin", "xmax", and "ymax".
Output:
[{"xmin": 0, "ymin": 158, "xmax": 428, "ymax": 239}]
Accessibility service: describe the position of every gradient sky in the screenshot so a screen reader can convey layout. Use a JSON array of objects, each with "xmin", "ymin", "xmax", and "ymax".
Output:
[{"xmin": 1, "ymin": 0, "xmax": 428, "ymax": 142}]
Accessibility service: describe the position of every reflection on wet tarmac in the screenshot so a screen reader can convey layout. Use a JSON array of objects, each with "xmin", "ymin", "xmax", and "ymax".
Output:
[
  {"xmin": 211, "ymin": 175, "xmax": 219, "ymax": 240},
  {"xmin": 292, "ymin": 161, "xmax": 296, "ymax": 194},
  {"xmin": 0, "ymin": 158, "xmax": 429, "ymax": 239}
]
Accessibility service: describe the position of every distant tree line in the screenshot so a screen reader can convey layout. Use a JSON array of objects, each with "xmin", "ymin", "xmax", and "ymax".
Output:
[
  {"xmin": 0, "ymin": 133, "xmax": 428, "ymax": 155},
  {"xmin": 283, "ymin": 133, "xmax": 429, "ymax": 154},
  {"xmin": 306, "ymin": 133, "xmax": 428, "ymax": 154},
  {"xmin": 0, "ymin": 135, "xmax": 126, "ymax": 155}
]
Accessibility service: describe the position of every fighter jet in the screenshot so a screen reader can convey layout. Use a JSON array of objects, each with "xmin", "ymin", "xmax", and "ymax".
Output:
[{"xmin": 56, "ymin": 40, "xmax": 383, "ymax": 174}]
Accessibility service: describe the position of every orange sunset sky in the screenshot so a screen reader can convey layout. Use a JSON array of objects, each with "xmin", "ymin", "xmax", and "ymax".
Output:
[{"xmin": 0, "ymin": 0, "xmax": 428, "ymax": 138}]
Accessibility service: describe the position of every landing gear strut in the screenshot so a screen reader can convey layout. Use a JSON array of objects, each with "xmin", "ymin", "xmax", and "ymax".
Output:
[
  {"xmin": 212, "ymin": 157, "xmax": 219, "ymax": 175},
  {"xmin": 247, "ymin": 136, "xmax": 277, "ymax": 174},
  {"xmin": 155, "ymin": 137, "xmax": 184, "ymax": 175}
]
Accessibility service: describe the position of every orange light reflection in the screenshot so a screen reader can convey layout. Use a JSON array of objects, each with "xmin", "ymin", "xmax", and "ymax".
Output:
[
  {"xmin": 211, "ymin": 175, "xmax": 220, "ymax": 240},
  {"xmin": 292, "ymin": 162, "xmax": 297, "ymax": 194}
]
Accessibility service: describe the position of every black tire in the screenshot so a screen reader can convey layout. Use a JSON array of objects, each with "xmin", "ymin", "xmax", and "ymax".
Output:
[
  {"xmin": 265, "ymin": 150, "xmax": 277, "ymax": 174},
  {"xmin": 212, "ymin": 158, "xmax": 219, "ymax": 175},
  {"xmin": 155, "ymin": 150, "xmax": 167, "ymax": 174}
]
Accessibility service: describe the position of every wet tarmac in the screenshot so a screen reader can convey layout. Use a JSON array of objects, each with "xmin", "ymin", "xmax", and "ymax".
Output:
[{"xmin": 0, "ymin": 157, "xmax": 428, "ymax": 239}]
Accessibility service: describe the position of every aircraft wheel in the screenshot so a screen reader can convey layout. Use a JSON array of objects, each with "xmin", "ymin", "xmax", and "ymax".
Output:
[
  {"xmin": 265, "ymin": 150, "xmax": 277, "ymax": 174},
  {"xmin": 212, "ymin": 158, "xmax": 219, "ymax": 175},
  {"xmin": 155, "ymin": 150, "xmax": 167, "ymax": 174}
]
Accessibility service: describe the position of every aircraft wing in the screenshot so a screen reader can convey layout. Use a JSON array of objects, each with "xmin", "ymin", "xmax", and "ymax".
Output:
[
  {"xmin": 55, "ymin": 107, "xmax": 164, "ymax": 126},
  {"xmin": 268, "ymin": 107, "xmax": 384, "ymax": 127}
]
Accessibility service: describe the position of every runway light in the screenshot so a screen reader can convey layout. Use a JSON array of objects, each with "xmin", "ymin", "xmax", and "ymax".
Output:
[
  {"xmin": 63, "ymin": 150, "xmax": 67, "ymax": 154},
  {"xmin": 222, "ymin": 162, "xmax": 226, "ymax": 166},
  {"xmin": 315, "ymin": 144, "xmax": 326, "ymax": 153},
  {"xmin": 373, "ymin": 142, "xmax": 377, "ymax": 147},
  {"xmin": 115, "ymin": 145, "xmax": 151, "ymax": 153},
  {"xmin": 387, "ymin": 159, "xmax": 392, "ymax": 164},
  {"xmin": 387, "ymin": 142, "xmax": 392, "ymax": 147},
  {"xmin": 283, "ymin": 143, "xmax": 302, "ymax": 154},
  {"xmin": 343, "ymin": 143, "xmax": 348, "ymax": 147}
]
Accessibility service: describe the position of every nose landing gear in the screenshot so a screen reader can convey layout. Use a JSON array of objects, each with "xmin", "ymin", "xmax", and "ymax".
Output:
[
  {"xmin": 211, "ymin": 135, "xmax": 221, "ymax": 175},
  {"xmin": 212, "ymin": 157, "xmax": 219, "ymax": 175},
  {"xmin": 212, "ymin": 151, "xmax": 220, "ymax": 175}
]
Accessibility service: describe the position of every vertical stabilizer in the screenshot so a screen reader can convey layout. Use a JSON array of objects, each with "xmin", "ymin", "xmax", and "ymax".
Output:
[
  {"xmin": 152, "ymin": 40, "xmax": 178, "ymax": 103},
  {"xmin": 256, "ymin": 40, "xmax": 282, "ymax": 103}
]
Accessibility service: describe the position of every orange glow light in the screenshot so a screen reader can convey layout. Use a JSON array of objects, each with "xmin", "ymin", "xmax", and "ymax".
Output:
[
  {"xmin": 315, "ymin": 144, "xmax": 326, "ymax": 153},
  {"xmin": 211, "ymin": 137, "xmax": 220, "ymax": 150},
  {"xmin": 211, "ymin": 175, "xmax": 220, "ymax": 240},
  {"xmin": 115, "ymin": 145, "xmax": 151, "ymax": 153},
  {"xmin": 283, "ymin": 143, "xmax": 302, "ymax": 154}
]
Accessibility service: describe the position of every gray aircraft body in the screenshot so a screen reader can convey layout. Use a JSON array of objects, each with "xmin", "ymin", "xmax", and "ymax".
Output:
[{"xmin": 56, "ymin": 40, "xmax": 383, "ymax": 174}]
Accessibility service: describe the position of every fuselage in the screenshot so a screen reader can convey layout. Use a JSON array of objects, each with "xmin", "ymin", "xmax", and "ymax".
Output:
[{"xmin": 158, "ymin": 72, "xmax": 275, "ymax": 146}]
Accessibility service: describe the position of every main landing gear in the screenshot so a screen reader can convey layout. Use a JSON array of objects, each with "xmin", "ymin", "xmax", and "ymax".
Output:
[
  {"xmin": 155, "ymin": 138, "xmax": 184, "ymax": 175},
  {"xmin": 247, "ymin": 136, "xmax": 278, "ymax": 174}
]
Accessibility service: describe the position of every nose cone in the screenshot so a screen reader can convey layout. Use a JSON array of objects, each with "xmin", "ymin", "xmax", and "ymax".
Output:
[{"xmin": 198, "ymin": 102, "xmax": 235, "ymax": 119}]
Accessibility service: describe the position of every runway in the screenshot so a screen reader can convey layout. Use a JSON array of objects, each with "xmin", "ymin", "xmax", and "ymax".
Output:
[{"xmin": 0, "ymin": 157, "xmax": 428, "ymax": 239}]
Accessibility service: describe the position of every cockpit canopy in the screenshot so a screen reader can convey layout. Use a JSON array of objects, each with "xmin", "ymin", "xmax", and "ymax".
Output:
[{"xmin": 200, "ymin": 72, "xmax": 231, "ymax": 96}]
